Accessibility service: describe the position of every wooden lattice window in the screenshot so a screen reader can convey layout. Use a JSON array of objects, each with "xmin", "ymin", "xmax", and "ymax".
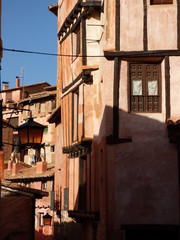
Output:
[
  {"xmin": 130, "ymin": 63, "xmax": 161, "ymax": 112},
  {"xmin": 150, "ymin": 0, "xmax": 173, "ymax": 4}
]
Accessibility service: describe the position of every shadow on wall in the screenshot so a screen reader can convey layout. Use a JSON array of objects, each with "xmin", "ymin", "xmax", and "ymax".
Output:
[
  {"xmin": 53, "ymin": 220, "xmax": 98, "ymax": 240},
  {"xmin": 1, "ymin": 194, "xmax": 34, "ymax": 240},
  {"xmin": 97, "ymin": 106, "xmax": 178, "ymax": 239},
  {"xmin": 35, "ymin": 228, "xmax": 53, "ymax": 240},
  {"xmin": 58, "ymin": 106, "xmax": 178, "ymax": 240}
]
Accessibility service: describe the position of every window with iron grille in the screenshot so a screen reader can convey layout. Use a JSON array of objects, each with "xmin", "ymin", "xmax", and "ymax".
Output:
[
  {"xmin": 130, "ymin": 63, "xmax": 161, "ymax": 113},
  {"xmin": 150, "ymin": 0, "xmax": 173, "ymax": 4}
]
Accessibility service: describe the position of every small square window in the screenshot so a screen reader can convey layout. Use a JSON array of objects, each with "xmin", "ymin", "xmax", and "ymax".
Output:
[
  {"xmin": 41, "ymin": 181, "xmax": 47, "ymax": 190},
  {"xmin": 51, "ymin": 145, "xmax": 55, "ymax": 152}
]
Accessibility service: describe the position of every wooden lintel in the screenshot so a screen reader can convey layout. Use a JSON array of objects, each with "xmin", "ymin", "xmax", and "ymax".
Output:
[
  {"xmin": 104, "ymin": 50, "xmax": 180, "ymax": 60},
  {"xmin": 81, "ymin": 1, "xmax": 101, "ymax": 7}
]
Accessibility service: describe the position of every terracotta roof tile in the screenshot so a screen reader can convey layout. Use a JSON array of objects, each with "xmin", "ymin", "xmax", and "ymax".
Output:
[
  {"xmin": 166, "ymin": 117, "xmax": 180, "ymax": 127},
  {"xmin": 1, "ymin": 180, "xmax": 48, "ymax": 198},
  {"xmin": 4, "ymin": 163, "xmax": 54, "ymax": 181}
]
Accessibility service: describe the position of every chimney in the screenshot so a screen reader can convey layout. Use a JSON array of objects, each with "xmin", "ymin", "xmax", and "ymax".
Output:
[
  {"xmin": 8, "ymin": 160, "xmax": 13, "ymax": 171},
  {"xmin": 2, "ymin": 81, "xmax": 9, "ymax": 90},
  {"xmin": 36, "ymin": 161, "xmax": 47, "ymax": 174},
  {"xmin": 12, "ymin": 162, "xmax": 22, "ymax": 175},
  {"xmin": 16, "ymin": 76, "xmax": 20, "ymax": 88},
  {"xmin": 0, "ymin": 151, "xmax": 4, "ymax": 179}
]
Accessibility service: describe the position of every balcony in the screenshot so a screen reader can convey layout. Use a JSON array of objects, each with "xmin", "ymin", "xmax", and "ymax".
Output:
[{"xmin": 68, "ymin": 210, "xmax": 100, "ymax": 222}]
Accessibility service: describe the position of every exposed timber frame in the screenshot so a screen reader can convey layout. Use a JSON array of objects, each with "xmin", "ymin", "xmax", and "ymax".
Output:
[
  {"xmin": 104, "ymin": 49, "xmax": 180, "ymax": 60},
  {"xmin": 165, "ymin": 56, "xmax": 171, "ymax": 119},
  {"xmin": 106, "ymin": 0, "xmax": 132, "ymax": 144},
  {"xmin": 62, "ymin": 70, "xmax": 93, "ymax": 95},
  {"xmin": 177, "ymin": 0, "xmax": 180, "ymax": 49},
  {"xmin": 82, "ymin": 17, "xmax": 87, "ymax": 65},
  {"xmin": 63, "ymin": 139, "xmax": 92, "ymax": 158},
  {"xmin": 143, "ymin": 0, "xmax": 148, "ymax": 50},
  {"xmin": 58, "ymin": 1, "xmax": 101, "ymax": 44}
]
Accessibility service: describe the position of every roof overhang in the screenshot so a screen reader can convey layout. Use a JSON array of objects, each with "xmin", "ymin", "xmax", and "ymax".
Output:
[
  {"xmin": 48, "ymin": 3, "xmax": 58, "ymax": 16},
  {"xmin": 47, "ymin": 105, "xmax": 61, "ymax": 124},
  {"xmin": 1, "ymin": 180, "xmax": 48, "ymax": 199}
]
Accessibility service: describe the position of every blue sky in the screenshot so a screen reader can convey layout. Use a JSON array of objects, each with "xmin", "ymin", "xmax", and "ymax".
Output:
[{"xmin": 1, "ymin": 0, "xmax": 57, "ymax": 89}]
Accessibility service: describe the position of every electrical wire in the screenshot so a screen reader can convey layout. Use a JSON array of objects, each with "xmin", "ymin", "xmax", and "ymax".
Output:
[{"xmin": 2, "ymin": 47, "xmax": 105, "ymax": 58}]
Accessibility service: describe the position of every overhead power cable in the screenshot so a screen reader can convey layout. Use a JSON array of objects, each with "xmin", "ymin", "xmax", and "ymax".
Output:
[{"xmin": 2, "ymin": 47, "xmax": 105, "ymax": 58}]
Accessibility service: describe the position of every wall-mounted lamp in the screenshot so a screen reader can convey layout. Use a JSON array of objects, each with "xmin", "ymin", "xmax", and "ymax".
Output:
[
  {"xmin": 17, "ymin": 117, "xmax": 46, "ymax": 148},
  {"xmin": 43, "ymin": 213, "xmax": 52, "ymax": 226}
]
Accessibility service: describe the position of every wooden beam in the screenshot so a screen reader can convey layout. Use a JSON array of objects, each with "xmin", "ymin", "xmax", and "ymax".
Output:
[
  {"xmin": 165, "ymin": 56, "xmax": 171, "ymax": 119},
  {"xmin": 113, "ymin": 57, "xmax": 120, "ymax": 138},
  {"xmin": 82, "ymin": 17, "xmax": 87, "ymax": 65},
  {"xmin": 143, "ymin": 0, "xmax": 148, "ymax": 51},
  {"xmin": 115, "ymin": 0, "xmax": 120, "ymax": 51},
  {"xmin": 104, "ymin": 49, "xmax": 180, "ymax": 60},
  {"xmin": 177, "ymin": 0, "xmax": 180, "ymax": 49}
]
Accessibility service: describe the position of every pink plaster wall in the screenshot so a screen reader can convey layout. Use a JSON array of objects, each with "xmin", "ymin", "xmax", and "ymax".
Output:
[
  {"xmin": 54, "ymin": 122, "xmax": 68, "ymax": 210},
  {"xmin": 147, "ymin": 3, "xmax": 177, "ymax": 50},
  {"xmin": 84, "ymin": 84, "xmax": 94, "ymax": 139},
  {"xmin": 120, "ymin": 0, "xmax": 144, "ymax": 51},
  {"xmin": 98, "ymin": 59, "xmax": 114, "ymax": 139},
  {"xmin": 60, "ymin": 32, "xmax": 82, "ymax": 90},
  {"xmin": 68, "ymin": 157, "xmax": 79, "ymax": 210},
  {"xmin": 170, "ymin": 57, "xmax": 180, "ymax": 117},
  {"xmin": 105, "ymin": 0, "xmax": 115, "ymax": 50},
  {"xmin": 106, "ymin": 139, "xmax": 178, "ymax": 226}
]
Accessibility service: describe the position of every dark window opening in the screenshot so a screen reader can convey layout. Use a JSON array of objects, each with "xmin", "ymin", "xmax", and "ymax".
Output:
[
  {"xmin": 41, "ymin": 181, "xmax": 47, "ymax": 190},
  {"xmin": 51, "ymin": 145, "xmax": 55, "ymax": 152}
]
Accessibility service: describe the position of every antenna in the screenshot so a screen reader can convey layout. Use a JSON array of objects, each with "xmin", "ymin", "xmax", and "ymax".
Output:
[{"xmin": 21, "ymin": 67, "xmax": 24, "ymax": 99}]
